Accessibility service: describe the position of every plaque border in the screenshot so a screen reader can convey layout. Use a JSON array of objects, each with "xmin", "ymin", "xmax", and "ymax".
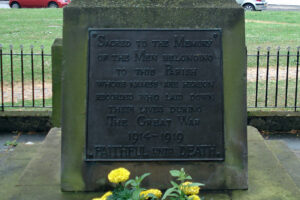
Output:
[{"xmin": 85, "ymin": 28, "xmax": 224, "ymax": 162}]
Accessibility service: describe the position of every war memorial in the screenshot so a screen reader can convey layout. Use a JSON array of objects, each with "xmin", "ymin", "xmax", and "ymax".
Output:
[{"xmin": 6, "ymin": 0, "xmax": 300, "ymax": 199}]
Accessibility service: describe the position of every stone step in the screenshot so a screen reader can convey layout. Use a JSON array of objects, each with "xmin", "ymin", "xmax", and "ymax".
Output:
[
  {"xmin": 294, "ymin": 149, "xmax": 300, "ymax": 160},
  {"xmin": 0, "ymin": 143, "xmax": 41, "ymax": 200},
  {"xmin": 231, "ymin": 126, "xmax": 300, "ymax": 200},
  {"xmin": 9, "ymin": 128, "xmax": 99, "ymax": 200},
  {"xmin": 265, "ymin": 139, "xmax": 300, "ymax": 189},
  {"xmin": 16, "ymin": 128, "xmax": 61, "ymax": 187}
]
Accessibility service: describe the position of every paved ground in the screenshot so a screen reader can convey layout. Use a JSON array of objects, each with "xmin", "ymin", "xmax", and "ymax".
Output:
[
  {"xmin": 267, "ymin": 134, "xmax": 300, "ymax": 159},
  {"xmin": 0, "ymin": 1, "xmax": 9, "ymax": 9},
  {"xmin": 267, "ymin": 4, "xmax": 300, "ymax": 11},
  {"xmin": 0, "ymin": 133, "xmax": 44, "ymax": 200},
  {"xmin": 0, "ymin": 132, "xmax": 45, "ymax": 152},
  {"xmin": 268, "ymin": 0, "xmax": 300, "ymax": 6}
]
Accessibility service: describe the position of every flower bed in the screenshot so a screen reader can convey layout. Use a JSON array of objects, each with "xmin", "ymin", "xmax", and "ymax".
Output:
[{"xmin": 92, "ymin": 168, "xmax": 204, "ymax": 200}]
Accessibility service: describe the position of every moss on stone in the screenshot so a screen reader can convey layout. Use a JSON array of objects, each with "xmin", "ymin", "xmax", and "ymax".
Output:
[
  {"xmin": 68, "ymin": 0, "xmax": 239, "ymax": 8},
  {"xmin": 51, "ymin": 38, "xmax": 63, "ymax": 128}
]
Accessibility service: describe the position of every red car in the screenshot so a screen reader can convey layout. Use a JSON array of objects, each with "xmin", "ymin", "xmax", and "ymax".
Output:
[{"xmin": 9, "ymin": 0, "xmax": 70, "ymax": 8}]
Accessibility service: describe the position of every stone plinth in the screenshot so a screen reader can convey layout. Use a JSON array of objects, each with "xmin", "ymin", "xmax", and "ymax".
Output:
[{"xmin": 61, "ymin": 0, "xmax": 247, "ymax": 191}]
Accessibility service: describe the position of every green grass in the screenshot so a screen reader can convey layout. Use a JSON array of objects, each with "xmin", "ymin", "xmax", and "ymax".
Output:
[
  {"xmin": 247, "ymin": 51, "xmax": 299, "ymax": 68},
  {"xmin": 245, "ymin": 11, "xmax": 300, "ymax": 54},
  {"xmin": 0, "ymin": 9, "xmax": 62, "ymax": 53},
  {"xmin": 0, "ymin": 9, "xmax": 299, "ymax": 53},
  {"xmin": 0, "ymin": 54, "xmax": 52, "ymax": 83},
  {"xmin": 247, "ymin": 79, "xmax": 299, "ymax": 110},
  {"xmin": 1, "ymin": 98, "xmax": 52, "ymax": 111},
  {"xmin": 0, "ymin": 9, "xmax": 62, "ymax": 84}
]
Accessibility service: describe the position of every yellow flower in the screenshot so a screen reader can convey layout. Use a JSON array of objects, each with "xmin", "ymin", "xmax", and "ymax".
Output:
[
  {"xmin": 140, "ymin": 189, "xmax": 162, "ymax": 199},
  {"xmin": 108, "ymin": 168, "xmax": 130, "ymax": 184},
  {"xmin": 92, "ymin": 191, "xmax": 112, "ymax": 200},
  {"xmin": 180, "ymin": 182, "xmax": 200, "ymax": 195},
  {"xmin": 188, "ymin": 194, "xmax": 201, "ymax": 200}
]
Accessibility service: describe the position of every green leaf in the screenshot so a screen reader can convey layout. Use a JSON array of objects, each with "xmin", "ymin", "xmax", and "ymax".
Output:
[
  {"xmin": 4, "ymin": 140, "xmax": 18, "ymax": 147},
  {"xmin": 132, "ymin": 190, "xmax": 140, "ymax": 200},
  {"xmin": 170, "ymin": 181, "xmax": 179, "ymax": 188},
  {"xmin": 189, "ymin": 182, "xmax": 205, "ymax": 187},
  {"xmin": 109, "ymin": 186, "xmax": 133, "ymax": 200},
  {"xmin": 162, "ymin": 188, "xmax": 177, "ymax": 200},
  {"xmin": 147, "ymin": 193, "xmax": 158, "ymax": 199},
  {"xmin": 124, "ymin": 179, "xmax": 135, "ymax": 188},
  {"xmin": 170, "ymin": 170, "xmax": 181, "ymax": 177},
  {"xmin": 139, "ymin": 173, "xmax": 151, "ymax": 182},
  {"xmin": 166, "ymin": 193, "xmax": 179, "ymax": 198}
]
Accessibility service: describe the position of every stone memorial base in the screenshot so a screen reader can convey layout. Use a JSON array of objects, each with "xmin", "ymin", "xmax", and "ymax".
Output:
[
  {"xmin": 60, "ymin": 0, "xmax": 247, "ymax": 190},
  {"xmin": 5, "ymin": 126, "xmax": 300, "ymax": 200}
]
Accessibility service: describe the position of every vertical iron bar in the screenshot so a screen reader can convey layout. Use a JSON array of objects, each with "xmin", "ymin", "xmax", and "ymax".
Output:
[
  {"xmin": 10, "ymin": 45, "xmax": 14, "ymax": 107},
  {"xmin": 265, "ymin": 47, "xmax": 270, "ymax": 107},
  {"xmin": 285, "ymin": 47, "xmax": 290, "ymax": 107},
  {"xmin": 0, "ymin": 44, "xmax": 4, "ymax": 111},
  {"xmin": 295, "ymin": 47, "xmax": 300, "ymax": 111},
  {"xmin": 31, "ymin": 45, "xmax": 35, "ymax": 107},
  {"xmin": 255, "ymin": 47, "xmax": 260, "ymax": 107},
  {"xmin": 275, "ymin": 47, "xmax": 280, "ymax": 107},
  {"xmin": 41, "ymin": 45, "xmax": 45, "ymax": 107},
  {"xmin": 20, "ymin": 45, "xmax": 24, "ymax": 107}
]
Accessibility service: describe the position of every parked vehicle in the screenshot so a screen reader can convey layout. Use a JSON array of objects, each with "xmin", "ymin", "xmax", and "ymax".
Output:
[
  {"xmin": 9, "ymin": 0, "xmax": 70, "ymax": 8},
  {"xmin": 236, "ymin": 0, "xmax": 268, "ymax": 11}
]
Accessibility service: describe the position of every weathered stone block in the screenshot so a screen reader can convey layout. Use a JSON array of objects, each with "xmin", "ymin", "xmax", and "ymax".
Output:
[
  {"xmin": 61, "ymin": 0, "xmax": 247, "ymax": 191},
  {"xmin": 51, "ymin": 38, "xmax": 63, "ymax": 127}
]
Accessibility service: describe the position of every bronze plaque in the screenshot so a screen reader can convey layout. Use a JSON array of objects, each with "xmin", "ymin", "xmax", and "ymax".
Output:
[{"xmin": 86, "ymin": 29, "xmax": 224, "ymax": 161}]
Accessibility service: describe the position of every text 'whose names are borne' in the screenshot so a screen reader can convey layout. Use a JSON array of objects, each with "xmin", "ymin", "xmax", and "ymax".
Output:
[{"xmin": 86, "ymin": 29, "xmax": 224, "ymax": 161}]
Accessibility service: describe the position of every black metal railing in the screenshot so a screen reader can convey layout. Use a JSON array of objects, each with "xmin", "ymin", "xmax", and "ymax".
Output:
[
  {"xmin": 0, "ymin": 44, "xmax": 52, "ymax": 111},
  {"xmin": 247, "ymin": 46, "xmax": 300, "ymax": 111},
  {"xmin": 0, "ymin": 44, "xmax": 299, "ymax": 111}
]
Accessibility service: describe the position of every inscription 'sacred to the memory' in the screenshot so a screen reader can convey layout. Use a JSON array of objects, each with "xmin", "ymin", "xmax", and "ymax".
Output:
[{"xmin": 86, "ymin": 29, "xmax": 224, "ymax": 161}]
